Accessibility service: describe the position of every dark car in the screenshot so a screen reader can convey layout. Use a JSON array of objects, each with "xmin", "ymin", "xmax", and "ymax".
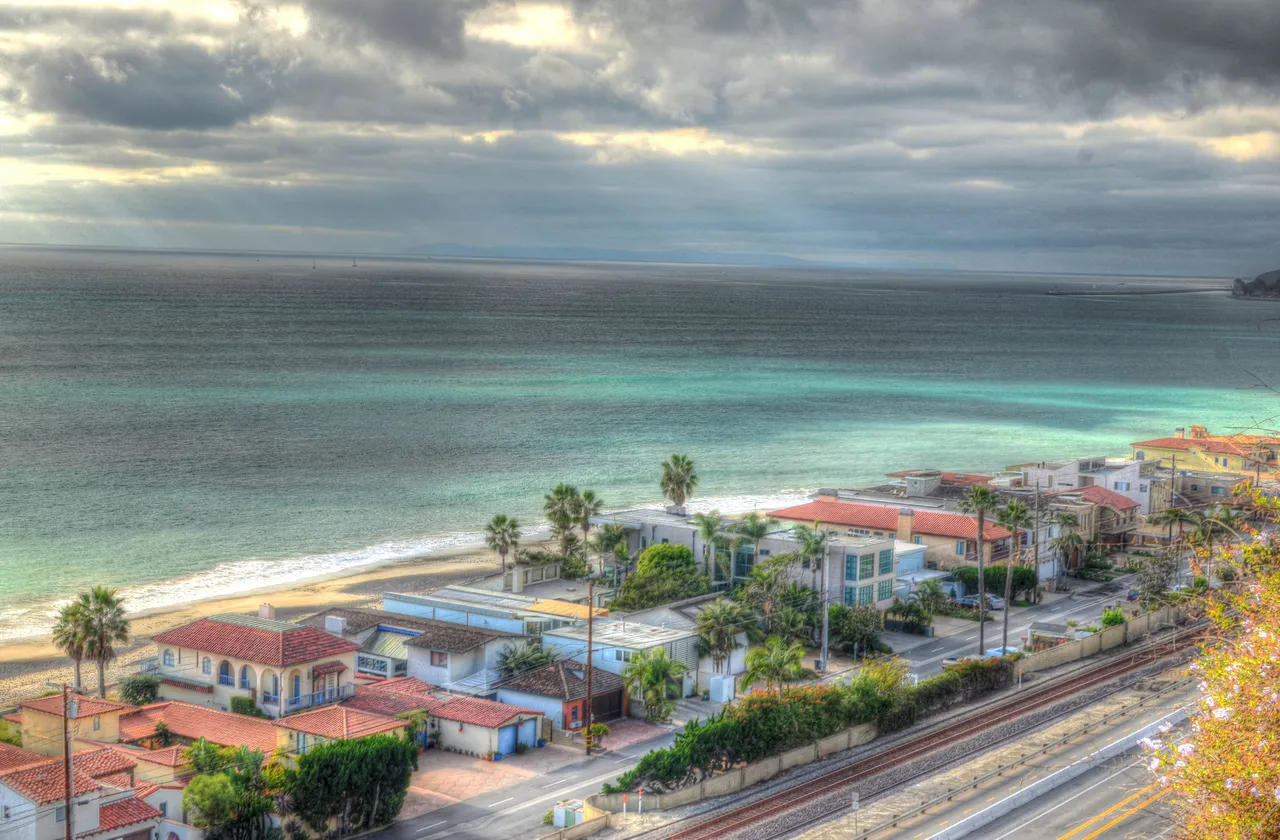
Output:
[{"xmin": 1125, "ymin": 588, "xmax": 1139, "ymax": 601}]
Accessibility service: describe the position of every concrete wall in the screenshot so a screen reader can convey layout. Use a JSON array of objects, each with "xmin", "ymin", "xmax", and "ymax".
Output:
[{"xmin": 1017, "ymin": 605, "xmax": 1188, "ymax": 679}]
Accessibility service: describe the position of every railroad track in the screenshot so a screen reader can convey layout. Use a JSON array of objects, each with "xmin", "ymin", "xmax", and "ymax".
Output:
[{"xmin": 629, "ymin": 624, "xmax": 1203, "ymax": 840}]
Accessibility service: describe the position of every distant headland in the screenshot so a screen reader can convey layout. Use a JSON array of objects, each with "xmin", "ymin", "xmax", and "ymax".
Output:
[{"xmin": 1232, "ymin": 269, "xmax": 1280, "ymax": 299}]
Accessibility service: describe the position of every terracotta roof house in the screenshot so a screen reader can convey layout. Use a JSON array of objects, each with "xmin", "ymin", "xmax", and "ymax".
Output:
[
  {"xmin": 119, "ymin": 701, "xmax": 279, "ymax": 756},
  {"xmin": 429, "ymin": 696, "xmax": 543, "ymax": 757},
  {"xmin": 771, "ymin": 500, "xmax": 1012, "ymax": 570},
  {"xmin": 1132, "ymin": 425, "xmax": 1280, "ymax": 476},
  {"xmin": 495, "ymin": 662, "xmax": 627, "ymax": 731},
  {"xmin": 16, "ymin": 696, "xmax": 136, "ymax": 757},
  {"xmin": 343, "ymin": 679, "xmax": 452, "ymax": 717},
  {"xmin": 274, "ymin": 707, "xmax": 407, "ymax": 757},
  {"xmin": 0, "ymin": 742, "xmax": 50, "ymax": 773},
  {"xmin": 1046, "ymin": 485, "xmax": 1142, "ymax": 545},
  {"xmin": 0, "ymin": 756, "xmax": 162, "ymax": 840},
  {"xmin": 148, "ymin": 606, "xmax": 360, "ymax": 718}
]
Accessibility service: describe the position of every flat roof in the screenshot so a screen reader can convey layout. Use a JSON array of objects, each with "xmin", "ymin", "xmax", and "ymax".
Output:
[
  {"xmin": 591, "ymin": 508, "xmax": 691, "ymax": 528},
  {"xmin": 546, "ymin": 618, "xmax": 694, "ymax": 648}
]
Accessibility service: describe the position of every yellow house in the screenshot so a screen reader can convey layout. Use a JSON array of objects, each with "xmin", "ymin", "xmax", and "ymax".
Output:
[
  {"xmin": 1132, "ymin": 426, "xmax": 1280, "ymax": 476},
  {"xmin": 14, "ymin": 696, "xmax": 133, "ymax": 756},
  {"xmin": 149, "ymin": 607, "xmax": 360, "ymax": 718}
]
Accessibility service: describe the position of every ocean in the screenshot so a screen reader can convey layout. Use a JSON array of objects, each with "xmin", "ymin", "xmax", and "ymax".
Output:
[{"xmin": 0, "ymin": 246, "xmax": 1271, "ymax": 639}]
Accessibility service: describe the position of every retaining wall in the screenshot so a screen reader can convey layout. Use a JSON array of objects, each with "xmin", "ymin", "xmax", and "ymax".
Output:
[{"xmin": 1017, "ymin": 604, "xmax": 1190, "ymax": 679}]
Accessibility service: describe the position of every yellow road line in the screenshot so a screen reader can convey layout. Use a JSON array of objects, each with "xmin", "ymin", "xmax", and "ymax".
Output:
[
  {"xmin": 1053, "ymin": 783, "xmax": 1159, "ymax": 840},
  {"xmin": 1076, "ymin": 788, "xmax": 1171, "ymax": 840}
]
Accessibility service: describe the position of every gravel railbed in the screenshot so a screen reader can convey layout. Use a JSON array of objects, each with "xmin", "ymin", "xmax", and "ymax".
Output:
[{"xmin": 608, "ymin": 648, "xmax": 1193, "ymax": 840}]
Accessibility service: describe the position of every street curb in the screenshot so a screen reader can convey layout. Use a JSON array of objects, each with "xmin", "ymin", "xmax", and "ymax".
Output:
[{"xmin": 922, "ymin": 706, "xmax": 1189, "ymax": 840}]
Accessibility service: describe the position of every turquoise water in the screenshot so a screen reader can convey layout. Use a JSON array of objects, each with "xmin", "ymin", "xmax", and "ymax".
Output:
[{"xmin": 0, "ymin": 247, "xmax": 1268, "ymax": 637}]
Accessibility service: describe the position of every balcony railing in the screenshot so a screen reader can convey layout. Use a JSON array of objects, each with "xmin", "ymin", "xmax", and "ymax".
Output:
[
  {"xmin": 138, "ymin": 658, "xmax": 159, "ymax": 675},
  {"xmin": 283, "ymin": 683, "xmax": 355, "ymax": 714},
  {"xmin": 261, "ymin": 692, "xmax": 280, "ymax": 705},
  {"xmin": 218, "ymin": 675, "xmax": 235, "ymax": 687}
]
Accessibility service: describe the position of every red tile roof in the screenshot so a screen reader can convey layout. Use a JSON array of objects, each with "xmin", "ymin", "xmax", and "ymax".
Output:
[
  {"xmin": 119, "ymin": 702, "xmax": 277, "ymax": 754},
  {"xmin": 312, "ymin": 661, "xmax": 348, "ymax": 676},
  {"xmin": 132, "ymin": 782, "xmax": 160, "ymax": 801},
  {"xmin": 344, "ymin": 681, "xmax": 448, "ymax": 717},
  {"xmin": 275, "ymin": 707, "xmax": 406, "ymax": 740},
  {"xmin": 97, "ymin": 772, "xmax": 134, "ymax": 790},
  {"xmin": 498, "ymin": 662, "xmax": 625, "ymax": 702},
  {"xmin": 20, "ymin": 695, "xmax": 133, "ymax": 720},
  {"xmin": 0, "ymin": 761, "xmax": 100, "ymax": 804},
  {"xmin": 152, "ymin": 615, "xmax": 359, "ymax": 667},
  {"xmin": 885, "ymin": 470, "xmax": 993, "ymax": 486},
  {"xmin": 88, "ymin": 743, "xmax": 189, "ymax": 768},
  {"xmin": 1132, "ymin": 437, "xmax": 1256, "ymax": 456},
  {"xmin": 1046, "ymin": 485, "xmax": 1141, "ymax": 511},
  {"xmin": 770, "ymin": 501, "xmax": 1011, "ymax": 541},
  {"xmin": 2, "ymin": 713, "xmax": 21, "ymax": 726},
  {"xmin": 0, "ymin": 743, "xmax": 49, "ymax": 773},
  {"xmin": 93, "ymin": 797, "xmax": 162, "ymax": 834},
  {"xmin": 431, "ymin": 697, "xmax": 541, "ymax": 728},
  {"xmin": 72, "ymin": 749, "xmax": 136, "ymax": 780}
]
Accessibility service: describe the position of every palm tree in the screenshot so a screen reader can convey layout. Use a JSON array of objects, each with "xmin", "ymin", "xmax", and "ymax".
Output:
[
  {"xmin": 484, "ymin": 514, "xmax": 521, "ymax": 573},
  {"xmin": 739, "ymin": 636, "xmax": 814, "ymax": 692},
  {"xmin": 660, "ymin": 454, "xmax": 698, "ymax": 512},
  {"xmin": 791, "ymin": 521, "xmax": 829, "ymax": 593},
  {"xmin": 914, "ymin": 578, "xmax": 949, "ymax": 615},
  {"xmin": 587, "ymin": 522, "xmax": 628, "ymax": 577},
  {"xmin": 621, "ymin": 647, "xmax": 688, "ymax": 721},
  {"xmin": 691, "ymin": 510, "xmax": 728, "ymax": 579},
  {"xmin": 80, "ymin": 586, "xmax": 129, "ymax": 697},
  {"xmin": 575, "ymin": 489, "xmax": 604, "ymax": 548},
  {"xmin": 694, "ymin": 598, "xmax": 753, "ymax": 674},
  {"xmin": 544, "ymin": 483, "xmax": 581, "ymax": 555},
  {"xmin": 960, "ymin": 485, "xmax": 1000, "ymax": 656},
  {"xmin": 1047, "ymin": 510, "xmax": 1082, "ymax": 570},
  {"xmin": 732, "ymin": 512, "xmax": 778, "ymax": 582},
  {"xmin": 996, "ymin": 500, "xmax": 1032, "ymax": 654},
  {"xmin": 1149, "ymin": 507, "xmax": 1197, "ymax": 582},
  {"xmin": 496, "ymin": 642, "xmax": 554, "ymax": 678},
  {"xmin": 52, "ymin": 601, "xmax": 88, "ymax": 692}
]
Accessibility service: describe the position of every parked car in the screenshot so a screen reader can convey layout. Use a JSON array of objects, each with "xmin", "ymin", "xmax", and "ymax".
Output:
[
  {"xmin": 953, "ymin": 594, "xmax": 1005, "ymax": 610},
  {"xmin": 985, "ymin": 594, "xmax": 1006, "ymax": 611},
  {"xmin": 1125, "ymin": 587, "xmax": 1140, "ymax": 601}
]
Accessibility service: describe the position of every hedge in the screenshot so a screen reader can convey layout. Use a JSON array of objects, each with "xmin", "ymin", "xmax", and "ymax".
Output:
[{"xmin": 878, "ymin": 657, "xmax": 1016, "ymax": 732}]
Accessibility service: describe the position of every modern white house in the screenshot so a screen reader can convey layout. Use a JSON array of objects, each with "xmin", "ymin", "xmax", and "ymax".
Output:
[
  {"xmin": 401, "ymin": 622, "xmax": 525, "ymax": 694},
  {"xmin": 382, "ymin": 587, "xmax": 604, "ymax": 639},
  {"xmin": 148, "ymin": 607, "xmax": 360, "ymax": 717},
  {"xmin": 1011, "ymin": 456, "xmax": 1171, "ymax": 515},
  {"xmin": 541, "ymin": 620, "xmax": 701, "ymax": 700}
]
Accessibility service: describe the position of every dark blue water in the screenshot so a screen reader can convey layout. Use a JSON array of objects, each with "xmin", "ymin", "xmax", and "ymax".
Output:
[{"xmin": 0, "ymin": 246, "xmax": 1266, "ymax": 636}]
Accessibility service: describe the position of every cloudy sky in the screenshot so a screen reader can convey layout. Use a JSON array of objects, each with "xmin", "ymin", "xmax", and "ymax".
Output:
[{"xmin": 1, "ymin": 0, "xmax": 1278, "ymax": 273}]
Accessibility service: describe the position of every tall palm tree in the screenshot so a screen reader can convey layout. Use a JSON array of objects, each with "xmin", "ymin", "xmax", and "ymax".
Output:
[
  {"xmin": 52, "ymin": 601, "xmax": 88, "ymax": 692},
  {"xmin": 484, "ymin": 514, "xmax": 521, "ymax": 573},
  {"xmin": 960, "ymin": 485, "xmax": 1000, "ymax": 656},
  {"xmin": 739, "ymin": 636, "xmax": 814, "ymax": 692},
  {"xmin": 1149, "ymin": 507, "xmax": 1197, "ymax": 581},
  {"xmin": 543, "ymin": 483, "xmax": 581, "ymax": 555},
  {"xmin": 80, "ymin": 586, "xmax": 129, "ymax": 698},
  {"xmin": 691, "ymin": 510, "xmax": 727, "ymax": 579},
  {"xmin": 996, "ymin": 500, "xmax": 1032, "ymax": 654},
  {"xmin": 660, "ymin": 454, "xmax": 698, "ymax": 511},
  {"xmin": 1048, "ymin": 510, "xmax": 1082, "ymax": 569},
  {"xmin": 575, "ymin": 489, "xmax": 604, "ymax": 548},
  {"xmin": 732, "ymin": 512, "xmax": 778, "ymax": 582},
  {"xmin": 587, "ymin": 522, "xmax": 628, "ymax": 577},
  {"xmin": 791, "ymin": 521, "xmax": 829, "ymax": 593},
  {"xmin": 694, "ymin": 598, "xmax": 754, "ymax": 675}
]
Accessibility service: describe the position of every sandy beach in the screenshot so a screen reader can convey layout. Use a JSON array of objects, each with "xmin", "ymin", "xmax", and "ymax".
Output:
[{"xmin": 0, "ymin": 540, "xmax": 543, "ymax": 707}]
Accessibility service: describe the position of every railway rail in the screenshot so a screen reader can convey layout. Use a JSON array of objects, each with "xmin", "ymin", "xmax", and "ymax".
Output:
[{"xmin": 628, "ymin": 623, "xmax": 1204, "ymax": 840}]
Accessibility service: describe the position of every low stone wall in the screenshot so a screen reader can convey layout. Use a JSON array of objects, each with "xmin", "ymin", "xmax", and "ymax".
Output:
[
  {"xmin": 1017, "ymin": 604, "xmax": 1189, "ymax": 678},
  {"xmin": 583, "ymin": 723, "xmax": 876, "ymax": 819}
]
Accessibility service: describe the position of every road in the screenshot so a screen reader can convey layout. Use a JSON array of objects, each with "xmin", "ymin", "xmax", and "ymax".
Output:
[{"xmin": 384, "ymin": 730, "xmax": 678, "ymax": 840}]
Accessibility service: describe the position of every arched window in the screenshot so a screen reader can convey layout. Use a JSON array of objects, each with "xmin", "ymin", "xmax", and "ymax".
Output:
[
  {"xmin": 1135, "ymin": 451, "xmax": 1145, "ymax": 461},
  {"xmin": 240, "ymin": 665, "xmax": 251, "ymax": 689},
  {"xmin": 218, "ymin": 660, "xmax": 232, "ymax": 686},
  {"xmin": 202, "ymin": 657, "xmax": 211, "ymax": 675},
  {"xmin": 162, "ymin": 649, "xmax": 174, "ymax": 667}
]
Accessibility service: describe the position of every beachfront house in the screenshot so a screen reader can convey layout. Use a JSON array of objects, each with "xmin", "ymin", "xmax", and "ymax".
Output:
[
  {"xmin": 147, "ymin": 606, "xmax": 360, "ymax": 718},
  {"xmin": 770, "ymin": 500, "xmax": 1011, "ymax": 573},
  {"xmin": 382, "ymin": 586, "xmax": 604, "ymax": 638},
  {"xmin": 1132, "ymin": 425, "xmax": 1280, "ymax": 476},
  {"xmin": 1010, "ymin": 456, "xmax": 1170, "ymax": 515}
]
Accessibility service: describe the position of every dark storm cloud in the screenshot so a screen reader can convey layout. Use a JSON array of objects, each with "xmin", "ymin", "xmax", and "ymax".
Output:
[{"xmin": 303, "ymin": 0, "xmax": 486, "ymax": 59}]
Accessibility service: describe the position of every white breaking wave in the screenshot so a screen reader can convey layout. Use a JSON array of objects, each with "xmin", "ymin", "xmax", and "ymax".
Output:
[{"xmin": 0, "ymin": 489, "xmax": 814, "ymax": 642}]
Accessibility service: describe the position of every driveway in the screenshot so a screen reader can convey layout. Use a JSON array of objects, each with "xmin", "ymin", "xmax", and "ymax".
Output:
[{"xmin": 400, "ymin": 745, "xmax": 584, "ymax": 820}]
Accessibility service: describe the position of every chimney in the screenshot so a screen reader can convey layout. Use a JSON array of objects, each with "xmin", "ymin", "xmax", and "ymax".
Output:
[
  {"xmin": 896, "ymin": 508, "xmax": 915, "ymax": 542},
  {"xmin": 1175, "ymin": 427, "xmax": 1185, "ymax": 439},
  {"xmin": 258, "ymin": 603, "xmax": 276, "ymax": 621},
  {"xmin": 324, "ymin": 615, "xmax": 347, "ymax": 636}
]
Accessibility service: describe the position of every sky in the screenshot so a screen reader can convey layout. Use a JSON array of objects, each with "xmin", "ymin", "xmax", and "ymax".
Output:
[{"xmin": 1, "ymin": 0, "xmax": 1279, "ymax": 274}]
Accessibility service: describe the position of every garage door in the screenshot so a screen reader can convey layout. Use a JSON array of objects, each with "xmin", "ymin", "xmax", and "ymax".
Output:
[
  {"xmin": 518, "ymin": 719, "xmax": 537, "ymax": 748},
  {"xmin": 497, "ymin": 723, "xmax": 518, "ymax": 755},
  {"xmin": 591, "ymin": 689, "xmax": 623, "ymax": 722}
]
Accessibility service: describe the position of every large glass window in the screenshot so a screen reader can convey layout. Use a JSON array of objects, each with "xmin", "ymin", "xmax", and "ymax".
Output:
[
  {"xmin": 877, "ymin": 580, "xmax": 892, "ymax": 601},
  {"xmin": 844, "ymin": 555, "xmax": 857, "ymax": 581},
  {"xmin": 734, "ymin": 550, "xmax": 755, "ymax": 580},
  {"xmin": 858, "ymin": 585, "xmax": 874, "ymax": 605},
  {"xmin": 878, "ymin": 549, "xmax": 893, "ymax": 575},
  {"xmin": 859, "ymin": 554, "xmax": 875, "ymax": 580},
  {"xmin": 844, "ymin": 586, "xmax": 856, "ymax": 606}
]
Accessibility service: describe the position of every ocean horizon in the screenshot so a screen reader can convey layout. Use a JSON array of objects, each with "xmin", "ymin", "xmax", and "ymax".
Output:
[{"xmin": 0, "ymin": 246, "xmax": 1272, "ymax": 640}]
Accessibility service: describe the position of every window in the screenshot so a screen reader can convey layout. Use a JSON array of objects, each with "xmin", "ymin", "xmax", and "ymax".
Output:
[
  {"xmin": 640, "ymin": 537, "xmax": 648, "ymax": 549},
  {"xmin": 606, "ymin": 649, "xmax": 633, "ymax": 663},
  {"xmin": 92, "ymin": 716, "xmax": 100, "ymax": 731},
  {"xmin": 661, "ymin": 538, "xmax": 669, "ymax": 544},
  {"xmin": 1212, "ymin": 486, "xmax": 1226, "ymax": 496},
  {"xmin": 877, "ymin": 580, "xmax": 892, "ymax": 602},
  {"xmin": 859, "ymin": 554, "xmax": 875, "ymax": 580},
  {"xmin": 955, "ymin": 541, "xmax": 966, "ymax": 556},
  {"xmin": 912, "ymin": 536, "xmax": 923, "ymax": 545},
  {"xmin": 1139, "ymin": 484, "xmax": 1148, "ymax": 492},
  {"xmin": 358, "ymin": 655, "xmax": 388, "ymax": 674},
  {"xmin": 844, "ymin": 555, "xmax": 857, "ymax": 581},
  {"xmin": 56, "ymin": 808, "xmax": 66, "ymax": 823},
  {"xmin": 759, "ymin": 549, "xmax": 770, "ymax": 558},
  {"xmin": 570, "ymin": 706, "xmax": 580, "ymax": 726},
  {"xmin": 218, "ymin": 660, "xmax": 233, "ymax": 686},
  {"xmin": 158, "ymin": 803, "xmax": 167, "ymax": 818},
  {"xmin": 1114, "ymin": 481, "xmax": 1130, "ymax": 491},
  {"xmin": 430, "ymin": 651, "xmax": 448, "ymax": 667},
  {"xmin": 240, "ymin": 665, "xmax": 251, "ymax": 689},
  {"xmin": 202, "ymin": 657, "xmax": 211, "ymax": 675},
  {"xmin": 162, "ymin": 649, "xmax": 174, "ymax": 667},
  {"xmin": 844, "ymin": 586, "xmax": 856, "ymax": 606},
  {"xmin": 878, "ymin": 549, "xmax": 893, "ymax": 575},
  {"xmin": 1136, "ymin": 451, "xmax": 1145, "ymax": 461},
  {"xmin": 734, "ymin": 550, "xmax": 754, "ymax": 580},
  {"xmin": 858, "ymin": 585, "xmax": 874, "ymax": 605}
]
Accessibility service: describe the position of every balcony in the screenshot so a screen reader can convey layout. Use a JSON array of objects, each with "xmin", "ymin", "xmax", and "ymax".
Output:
[
  {"xmin": 283, "ymin": 683, "xmax": 355, "ymax": 714},
  {"xmin": 261, "ymin": 692, "xmax": 280, "ymax": 705},
  {"xmin": 218, "ymin": 675, "xmax": 235, "ymax": 687},
  {"xmin": 138, "ymin": 658, "xmax": 159, "ymax": 675}
]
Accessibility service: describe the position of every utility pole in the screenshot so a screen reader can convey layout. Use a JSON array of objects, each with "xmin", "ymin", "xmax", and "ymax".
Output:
[
  {"xmin": 62, "ymin": 685, "xmax": 72, "ymax": 840},
  {"xmin": 819, "ymin": 543, "xmax": 830, "ymax": 672},
  {"xmin": 584, "ymin": 580, "xmax": 594, "ymax": 753},
  {"xmin": 1032, "ymin": 480, "xmax": 1041, "ymax": 573}
]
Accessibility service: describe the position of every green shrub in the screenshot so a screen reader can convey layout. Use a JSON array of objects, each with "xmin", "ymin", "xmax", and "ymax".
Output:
[
  {"xmin": 588, "ymin": 723, "xmax": 610, "ymax": 739},
  {"xmin": 610, "ymin": 544, "xmax": 709, "ymax": 610},
  {"xmin": 0, "ymin": 721, "xmax": 20, "ymax": 748},
  {"xmin": 118, "ymin": 674, "xmax": 161, "ymax": 707},
  {"xmin": 1100, "ymin": 607, "xmax": 1126, "ymax": 627},
  {"xmin": 543, "ymin": 810, "xmax": 554, "ymax": 825},
  {"xmin": 515, "ymin": 742, "xmax": 530, "ymax": 754},
  {"xmin": 290, "ymin": 735, "xmax": 418, "ymax": 833},
  {"xmin": 950, "ymin": 566, "xmax": 1039, "ymax": 602},
  {"xmin": 230, "ymin": 696, "xmax": 268, "ymax": 718}
]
